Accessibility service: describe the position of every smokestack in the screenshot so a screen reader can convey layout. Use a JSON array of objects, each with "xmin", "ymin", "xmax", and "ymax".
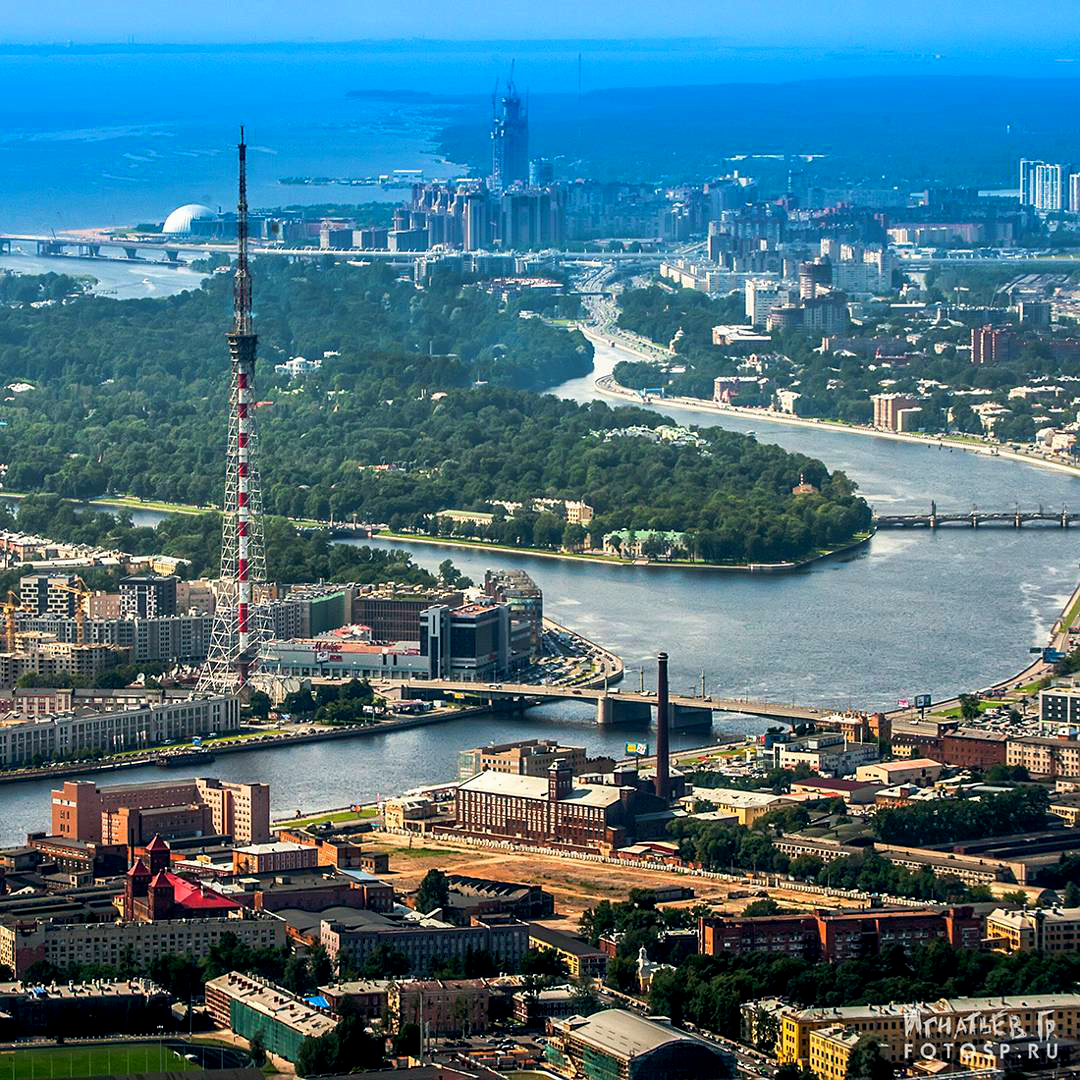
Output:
[{"xmin": 654, "ymin": 651, "xmax": 670, "ymax": 800}]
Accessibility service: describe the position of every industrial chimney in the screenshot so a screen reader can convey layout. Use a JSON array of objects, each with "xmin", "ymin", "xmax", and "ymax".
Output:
[{"xmin": 654, "ymin": 651, "xmax": 670, "ymax": 800}]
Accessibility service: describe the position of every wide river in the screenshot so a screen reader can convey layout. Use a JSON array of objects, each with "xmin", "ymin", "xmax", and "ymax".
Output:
[{"xmin": 1, "ymin": 339, "xmax": 1078, "ymax": 842}]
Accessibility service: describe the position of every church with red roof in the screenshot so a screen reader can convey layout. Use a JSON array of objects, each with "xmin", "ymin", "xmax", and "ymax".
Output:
[{"xmin": 121, "ymin": 836, "xmax": 241, "ymax": 922}]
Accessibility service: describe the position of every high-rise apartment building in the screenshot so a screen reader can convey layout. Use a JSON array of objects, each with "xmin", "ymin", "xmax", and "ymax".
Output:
[
  {"xmin": 20, "ymin": 574, "xmax": 78, "ymax": 617},
  {"xmin": 1019, "ymin": 158, "xmax": 1075, "ymax": 211},
  {"xmin": 871, "ymin": 393, "xmax": 921, "ymax": 432},
  {"xmin": 745, "ymin": 279, "xmax": 791, "ymax": 328},
  {"xmin": 119, "ymin": 575, "xmax": 178, "ymax": 618},
  {"xmin": 1034, "ymin": 162, "xmax": 1066, "ymax": 211},
  {"xmin": 491, "ymin": 75, "xmax": 529, "ymax": 191},
  {"xmin": 971, "ymin": 324, "xmax": 1015, "ymax": 365}
]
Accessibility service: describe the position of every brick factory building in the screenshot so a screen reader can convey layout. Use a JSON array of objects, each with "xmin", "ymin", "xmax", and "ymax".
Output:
[
  {"xmin": 451, "ymin": 761, "xmax": 659, "ymax": 853},
  {"xmin": 699, "ymin": 906, "xmax": 984, "ymax": 961}
]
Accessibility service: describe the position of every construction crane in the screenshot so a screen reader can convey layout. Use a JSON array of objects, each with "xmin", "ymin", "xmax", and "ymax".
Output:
[
  {"xmin": 2, "ymin": 591, "xmax": 21, "ymax": 653},
  {"xmin": 51, "ymin": 577, "xmax": 91, "ymax": 644}
]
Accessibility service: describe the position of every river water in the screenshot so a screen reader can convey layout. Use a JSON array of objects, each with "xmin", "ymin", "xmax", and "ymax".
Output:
[
  {"xmin": 1, "ymin": 339, "xmax": 1078, "ymax": 843},
  {"xmin": 0, "ymin": 249, "xmax": 207, "ymax": 299}
]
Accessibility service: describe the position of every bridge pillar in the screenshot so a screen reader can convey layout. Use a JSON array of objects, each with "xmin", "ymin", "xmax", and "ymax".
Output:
[
  {"xmin": 123, "ymin": 247, "xmax": 138, "ymax": 260},
  {"xmin": 596, "ymin": 695, "xmax": 652, "ymax": 726},
  {"xmin": 1015, "ymin": 510, "xmax": 1022, "ymax": 528},
  {"xmin": 671, "ymin": 704, "xmax": 713, "ymax": 730},
  {"xmin": 0, "ymin": 239, "xmax": 9, "ymax": 254},
  {"xmin": 970, "ymin": 510, "xmax": 979, "ymax": 529},
  {"xmin": 929, "ymin": 500, "xmax": 937, "ymax": 529},
  {"xmin": 1063, "ymin": 511, "xmax": 1070, "ymax": 529},
  {"xmin": 164, "ymin": 249, "xmax": 179, "ymax": 262}
]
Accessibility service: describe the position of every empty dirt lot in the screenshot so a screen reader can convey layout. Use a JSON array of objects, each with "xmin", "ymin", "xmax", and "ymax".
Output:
[{"xmin": 362, "ymin": 832, "xmax": 869, "ymax": 928}]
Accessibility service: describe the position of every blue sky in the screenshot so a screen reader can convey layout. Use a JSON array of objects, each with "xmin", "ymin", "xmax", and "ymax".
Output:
[{"xmin": 1, "ymin": 0, "xmax": 1077, "ymax": 49}]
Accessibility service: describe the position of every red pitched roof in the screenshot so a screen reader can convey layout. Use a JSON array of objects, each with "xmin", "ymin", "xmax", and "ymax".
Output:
[
  {"xmin": 127, "ymin": 858, "xmax": 151, "ymax": 878},
  {"xmin": 145, "ymin": 835, "xmax": 170, "ymax": 852},
  {"xmin": 149, "ymin": 870, "xmax": 172, "ymax": 889},
  {"xmin": 165, "ymin": 872, "xmax": 240, "ymax": 912}
]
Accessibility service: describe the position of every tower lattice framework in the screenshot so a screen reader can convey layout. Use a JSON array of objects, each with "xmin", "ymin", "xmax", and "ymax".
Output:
[{"xmin": 198, "ymin": 129, "xmax": 271, "ymax": 695}]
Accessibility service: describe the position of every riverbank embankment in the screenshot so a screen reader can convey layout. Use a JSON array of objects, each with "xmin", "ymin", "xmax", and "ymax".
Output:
[
  {"xmin": 0, "ymin": 618, "xmax": 622, "ymax": 785},
  {"xmin": 592, "ymin": 369, "xmax": 1080, "ymax": 482}
]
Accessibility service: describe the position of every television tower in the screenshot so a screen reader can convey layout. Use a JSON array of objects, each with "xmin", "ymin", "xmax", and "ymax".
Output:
[{"xmin": 198, "ymin": 128, "xmax": 269, "ymax": 695}]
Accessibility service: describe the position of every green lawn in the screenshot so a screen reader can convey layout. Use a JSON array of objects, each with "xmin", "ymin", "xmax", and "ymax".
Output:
[
  {"xmin": 110, "ymin": 728, "xmax": 289, "ymax": 759},
  {"xmin": 277, "ymin": 806, "xmax": 378, "ymax": 828},
  {"xmin": 935, "ymin": 699, "xmax": 1011, "ymax": 718},
  {"xmin": 90, "ymin": 495, "xmax": 207, "ymax": 516},
  {"xmin": 1015, "ymin": 676, "xmax": 1053, "ymax": 695},
  {"xmin": 0, "ymin": 1043, "xmax": 197, "ymax": 1080},
  {"xmin": 1060, "ymin": 589, "xmax": 1080, "ymax": 635}
]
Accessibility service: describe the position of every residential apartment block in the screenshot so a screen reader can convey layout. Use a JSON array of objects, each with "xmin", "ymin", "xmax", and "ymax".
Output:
[
  {"xmin": 51, "ymin": 776, "xmax": 270, "ymax": 846},
  {"xmin": 0, "ymin": 912, "xmax": 284, "ymax": 978},
  {"xmin": 699, "ymin": 906, "xmax": 982, "ymax": 962},
  {"xmin": 0, "ymin": 695, "xmax": 239, "ymax": 768},
  {"xmin": 205, "ymin": 972, "xmax": 337, "ymax": 1064},
  {"xmin": 985, "ymin": 906, "xmax": 1080, "ymax": 953}
]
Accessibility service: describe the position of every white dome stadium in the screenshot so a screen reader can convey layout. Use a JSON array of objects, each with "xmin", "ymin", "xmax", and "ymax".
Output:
[{"xmin": 162, "ymin": 203, "xmax": 217, "ymax": 235}]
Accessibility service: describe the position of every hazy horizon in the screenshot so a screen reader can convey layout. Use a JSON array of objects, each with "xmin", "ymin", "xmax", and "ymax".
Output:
[{"xmin": 1, "ymin": 0, "xmax": 1079, "ymax": 53}]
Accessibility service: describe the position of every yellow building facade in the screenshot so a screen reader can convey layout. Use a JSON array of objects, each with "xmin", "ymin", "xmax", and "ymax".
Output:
[{"xmin": 776, "ymin": 994, "xmax": 1080, "ymax": 1080}]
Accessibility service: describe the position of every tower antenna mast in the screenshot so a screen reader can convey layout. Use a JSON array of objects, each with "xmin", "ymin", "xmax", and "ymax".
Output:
[{"xmin": 199, "ymin": 127, "xmax": 269, "ymax": 695}]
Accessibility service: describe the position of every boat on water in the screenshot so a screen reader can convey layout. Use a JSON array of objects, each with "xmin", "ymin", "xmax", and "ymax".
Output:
[{"xmin": 157, "ymin": 748, "xmax": 216, "ymax": 768}]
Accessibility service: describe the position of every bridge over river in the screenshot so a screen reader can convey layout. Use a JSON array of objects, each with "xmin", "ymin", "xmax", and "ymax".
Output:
[
  {"xmin": 876, "ymin": 501, "xmax": 1077, "ymax": 529},
  {"xmin": 394, "ymin": 678, "xmax": 830, "ymax": 729}
]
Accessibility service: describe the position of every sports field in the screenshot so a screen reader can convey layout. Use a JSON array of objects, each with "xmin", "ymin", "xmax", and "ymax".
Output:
[{"xmin": 0, "ymin": 1043, "xmax": 198, "ymax": 1080}]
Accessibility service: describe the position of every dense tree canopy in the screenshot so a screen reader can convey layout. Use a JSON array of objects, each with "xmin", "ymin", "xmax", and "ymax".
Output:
[
  {"xmin": 871, "ymin": 786, "xmax": 1049, "ymax": 847},
  {"xmin": 647, "ymin": 938, "xmax": 1080, "ymax": 1039},
  {"xmin": 0, "ymin": 264, "xmax": 871, "ymax": 565}
]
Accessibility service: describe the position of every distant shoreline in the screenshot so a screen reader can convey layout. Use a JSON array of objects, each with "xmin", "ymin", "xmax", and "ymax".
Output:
[
  {"xmin": 592, "ymin": 370, "xmax": 1080, "ymax": 482},
  {"xmin": 368, "ymin": 527, "xmax": 874, "ymax": 574}
]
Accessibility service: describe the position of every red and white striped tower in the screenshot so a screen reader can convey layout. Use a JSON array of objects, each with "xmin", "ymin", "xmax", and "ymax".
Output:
[{"xmin": 199, "ymin": 129, "xmax": 269, "ymax": 695}]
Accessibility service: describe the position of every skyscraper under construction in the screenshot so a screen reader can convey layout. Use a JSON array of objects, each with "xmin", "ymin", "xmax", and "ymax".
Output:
[
  {"xmin": 491, "ymin": 70, "xmax": 528, "ymax": 192},
  {"xmin": 198, "ymin": 130, "xmax": 269, "ymax": 695}
]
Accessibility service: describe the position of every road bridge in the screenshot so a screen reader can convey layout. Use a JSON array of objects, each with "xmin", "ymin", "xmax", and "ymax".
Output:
[
  {"xmin": 876, "ymin": 501, "xmax": 1075, "ymax": 529},
  {"xmin": 395, "ymin": 678, "xmax": 829, "ymax": 728},
  {"xmin": 0, "ymin": 233, "xmax": 669, "ymax": 266}
]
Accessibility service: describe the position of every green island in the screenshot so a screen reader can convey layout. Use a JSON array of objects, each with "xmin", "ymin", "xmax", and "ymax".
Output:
[{"xmin": 0, "ymin": 264, "xmax": 871, "ymax": 568}]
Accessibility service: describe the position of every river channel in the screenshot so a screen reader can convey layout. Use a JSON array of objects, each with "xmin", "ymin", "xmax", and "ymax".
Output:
[{"xmin": 1, "ymin": 338, "xmax": 1078, "ymax": 843}]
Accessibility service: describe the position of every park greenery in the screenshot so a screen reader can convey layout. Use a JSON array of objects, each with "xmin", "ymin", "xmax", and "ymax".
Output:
[
  {"xmin": 579, "ymin": 888, "xmax": 706, "ymax": 992},
  {"xmin": 646, "ymin": 938, "xmax": 1080, "ymax": 1041},
  {"xmin": 614, "ymin": 283, "xmax": 1080, "ymax": 443},
  {"xmin": 0, "ymin": 269, "xmax": 86, "ymax": 305},
  {"xmin": 660, "ymin": 787, "xmax": 1062, "ymax": 903},
  {"xmin": 871, "ymin": 784, "xmax": 1048, "ymax": 846},
  {"xmin": 0, "ymin": 265, "xmax": 871, "ymax": 566},
  {"xmin": 278, "ymin": 678, "xmax": 381, "ymax": 726}
]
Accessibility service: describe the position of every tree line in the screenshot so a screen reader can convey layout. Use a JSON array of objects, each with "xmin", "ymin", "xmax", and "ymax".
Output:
[{"xmin": 4, "ymin": 494, "xmax": 451, "ymax": 586}]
